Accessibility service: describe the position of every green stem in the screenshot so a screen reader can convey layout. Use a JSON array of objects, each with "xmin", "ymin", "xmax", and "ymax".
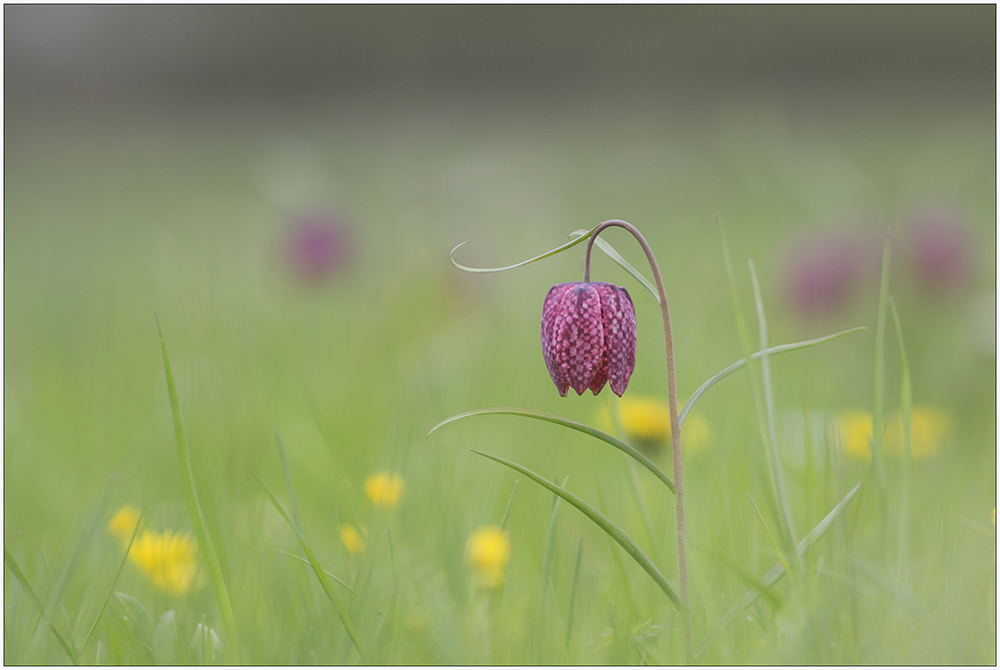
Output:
[{"xmin": 583, "ymin": 219, "xmax": 692, "ymax": 655}]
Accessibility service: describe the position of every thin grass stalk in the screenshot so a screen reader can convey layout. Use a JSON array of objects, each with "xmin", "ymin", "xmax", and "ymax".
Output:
[
  {"xmin": 872, "ymin": 232, "xmax": 891, "ymax": 495},
  {"xmin": 4, "ymin": 550, "xmax": 78, "ymax": 664},
  {"xmin": 538, "ymin": 481, "xmax": 563, "ymax": 663},
  {"xmin": 748, "ymin": 260, "xmax": 798, "ymax": 554},
  {"xmin": 155, "ymin": 318, "xmax": 238, "ymax": 648},
  {"xmin": 718, "ymin": 224, "xmax": 787, "ymax": 540},
  {"xmin": 582, "ymin": 219, "xmax": 693, "ymax": 655},
  {"xmin": 887, "ymin": 296, "xmax": 912, "ymax": 580},
  {"xmin": 79, "ymin": 507, "xmax": 145, "ymax": 655},
  {"xmin": 565, "ymin": 538, "xmax": 583, "ymax": 646}
]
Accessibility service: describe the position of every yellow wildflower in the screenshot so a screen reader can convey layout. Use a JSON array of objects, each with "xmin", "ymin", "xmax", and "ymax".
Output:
[
  {"xmin": 364, "ymin": 472, "xmax": 405, "ymax": 510},
  {"xmin": 107, "ymin": 505, "xmax": 143, "ymax": 542},
  {"xmin": 883, "ymin": 406, "xmax": 953, "ymax": 460},
  {"xmin": 834, "ymin": 410, "xmax": 874, "ymax": 461},
  {"xmin": 128, "ymin": 530, "xmax": 200, "ymax": 596},
  {"xmin": 340, "ymin": 524, "xmax": 366, "ymax": 555},
  {"xmin": 465, "ymin": 525, "xmax": 510, "ymax": 589},
  {"xmin": 597, "ymin": 396, "xmax": 711, "ymax": 453},
  {"xmin": 615, "ymin": 397, "xmax": 671, "ymax": 442}
]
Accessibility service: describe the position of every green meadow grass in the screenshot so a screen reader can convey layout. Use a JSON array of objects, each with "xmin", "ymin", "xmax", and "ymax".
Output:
[{"xmin": 4, "ymin": 93, "xmax": 995, "ymax": 664}]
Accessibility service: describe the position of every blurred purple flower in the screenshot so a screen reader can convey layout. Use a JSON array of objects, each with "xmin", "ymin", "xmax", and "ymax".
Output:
[
  {"xmin": 907, "ymin": 208, "xmax": 974, "ymax": 294},
  {"xmin": 541, "ymin": 282, "xmax": 636, "ymax": 397},
  {"xmin": 284, "ymin": 211, "xmax": 353, "ymax": 282},
  {"xmin": 784, "ymin": 231, "xmax": 863, "ymax": 316}
]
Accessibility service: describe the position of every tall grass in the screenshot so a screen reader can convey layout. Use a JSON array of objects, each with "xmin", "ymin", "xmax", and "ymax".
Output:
[{"xmin": 4, "ymin": 95, "xmax": 994, "ymax": 665}]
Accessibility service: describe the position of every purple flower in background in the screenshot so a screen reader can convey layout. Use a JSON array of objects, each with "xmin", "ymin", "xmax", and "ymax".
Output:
[
  {"xmin": 784, "ymin": 231, "xmax": 864, "ymax": 316},
  {"xmin": 907, "ymin": 208, "xmax": 974, "ymax": 294},
  {"xmin": 541, "ymin": 282, "xmax": 636, "ymax": 397},
  {"xmin": 284, "ymin": 211, "xmax": 353, "ymax": 282}
]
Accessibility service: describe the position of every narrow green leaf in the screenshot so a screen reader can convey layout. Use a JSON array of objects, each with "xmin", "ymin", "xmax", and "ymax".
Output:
[
  {"xmin": 565, "ymin": 538, "xmax": 583, "ymax": 646},
  {"xmin": 678, "ymin": 328, "xmax": 866, "ymax": 428},
  {"xmin": 888, "ymin": 295, "xmax": 912, "ymax": 578},
  {"xmin": 4, "ymin": 550, "xmax": 78, "ymax": 663},
  {"xmin": 24, "ymin": 489, "xmax": 110, "ymax": 663},
  {"xmin": 747, "ymin": 495, "xmax": 791, "ymax": 578},
  {"xmin": 472, "ymin": 450, "xmax": 686, "ymax": 614},
  {"xmin": 538, "ymin": 480, "xmax": 563, "ymax": 663},
  {"xmin": 250, "ymin": 470, "xmax": 367, "ymax": 661},
  {"xmin": 872, "ymin": 232, "xmax": 891, "ymax": 493},
  {"xmin": 156, "ymin": 318, "xmax": 236, "ymax": 641},
  {"xmin": 273, "ymin": 550, "xmax": 370, "ymax": 601},
  {"xmin": 449, "ymin": 222, "xmax": 601, "ymax": 273},
  {"xmin": 499, "ymin": 480, "xmax": 519, "ymax": 530},
  {"xmin": 274, "ymin": 429, "xmax": 302, "ymax": 532},
  {"xmin": 720, "ymin": 482, "xmax": 862, "ymax": 628},
  {"xmin": 79, "ymin": 507, "xmax": 145, "ymax": 654},
  {"xmin": 718, "ymin": 220, "xmax": 787, "ymax": 556},
  {"xmin": 428, "ymin": 408, "xmax": 675, "ymax": 494},
  {"xmin": 568, "ymin": 228, "xmax": 660, "ymax": 303},
  {"xmin": 749, "ymin": 259, "xmax": 798, "ymax": 553}
]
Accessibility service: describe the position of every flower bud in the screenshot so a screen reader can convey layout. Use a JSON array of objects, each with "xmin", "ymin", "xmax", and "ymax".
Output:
[{"xmin": 541, "ymin": 282, "xmax": 636, "ymax": 397}]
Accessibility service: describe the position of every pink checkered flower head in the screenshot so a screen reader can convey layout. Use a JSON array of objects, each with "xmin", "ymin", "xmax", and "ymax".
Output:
[{"xmin": 541, "ymin": 282, "xmax": 637, "ymax": 397}]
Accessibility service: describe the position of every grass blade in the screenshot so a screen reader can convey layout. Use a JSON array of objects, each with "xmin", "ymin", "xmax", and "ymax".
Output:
[
  {"xmin": 449, "ymin": 222, "xmax": 601, "ymax": 273},
  {"xmin": 872, "ymin": 232, "xmax": 891, "ymax": 493},
  {"xmin": 568, "ymin": 228, "xmax": 660, "ymax": 303},
  {"xmin": 719, "ymin": 482, "xmax": 862, "ymax": 628},
  {"xmin": 717, "ymin": 220, "xmax": 787, "ymax": 553},
  {"xmin": 4, "ymin": 550, "xmax": 78, "ymax": 663},
  {"xmin": 538, "ymin": 479, "xmax": 564, "ymax": 663},
  {"xmin": 565, "ymin": 538, "xmax": 583, "ymax": 646},
  {"xmin": 749, "ymin": 259, "xmax": 798, "ymax": 552},
  {"xmin": 472, "ymin": 449, "xmax": 686, "ymax": 614},
  {"xmin": 428, "ymin": 408, "xmax": 675, "ymax": 494},
  {"xmin": 499, "ymin": 480, "xmax": 519, "ymax": 530},
  {"xmin": 888, "ymin": 295, "xmax": 912, "ymax": 578},
  {"xmin": 274, "ymin": 429, "xmax": 302, "ymax": 532},
  {"xmin": 79, "ymin": 507, "xmax": 145, "ymax": 655},
  {"xmin": 155, "ymin": 317, "xmax": 237, "ymax": 640},
  {"xmin": 747, "ymin": 495, "xmax": 791, "ymax": 578},
  {"xmin": 249, "ymin": 470, "xmax": 367, "ymax": 661},
  {"xmin": 678, "ymin": 328, "xmax": 866, "ymax": 428}
]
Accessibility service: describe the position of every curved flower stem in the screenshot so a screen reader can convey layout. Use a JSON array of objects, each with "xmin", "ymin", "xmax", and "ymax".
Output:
[{"xmin": 584, "ymin": 219, "xmax": 692, "ymax": 655}]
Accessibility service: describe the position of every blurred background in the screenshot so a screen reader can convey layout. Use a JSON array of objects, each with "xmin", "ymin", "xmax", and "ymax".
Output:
[{"xmin": 4, "ymin": 5, "xmax": 996, "ymax": 665}]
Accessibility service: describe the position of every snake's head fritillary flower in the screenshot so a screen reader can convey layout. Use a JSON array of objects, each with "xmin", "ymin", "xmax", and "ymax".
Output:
[
  {"xmin": 907, "ymin": 208, "xmax": 974, "ymax": 294},
  {"xmin": 284, "ymin": 210, "xmax": 354, "ymax": 283},
  {"xmin": 465, "ymin": 525, "xmax": 510, "ymax": 589},
  {"xmin": 364, "ymin": 472, "xmax": 405, "ymax": 510},
  {"xmin": 541, "ymin": 282, "xmax": 636, "ymax": 397}
]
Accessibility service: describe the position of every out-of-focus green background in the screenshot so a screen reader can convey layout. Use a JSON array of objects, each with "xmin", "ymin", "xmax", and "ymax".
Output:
[{"xmin": 4, "ymin": 5, "xmax": 995, "ymax": 665}]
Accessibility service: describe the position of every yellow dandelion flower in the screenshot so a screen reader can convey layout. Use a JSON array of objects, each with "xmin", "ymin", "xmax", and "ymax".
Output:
[
  {"xmin": 465, "ymin": 525, "xmax": 510, "ymax": 589},
  {"xmin": 884, "ymin": 406, "xmax": 953, "ymax": 460},
  {"xmin": 128, "ymin": 530, "xmax": 200, "ymax": 596},
  {"xmin": 835, "ymin": 410, "xmax": 874, "ymax": 461},
  {"xmin": 340, "ymin": 524, "xmax": 366, "ymax": 555},
  {"xmin": 107, "ymin": 505, "xmax": 143, "ymax": 542},
  {"xmin": 364, "ymin": 472, "xmax": 405, "ymax": 510},
  {"xmin": 598, "ymin": 397, "xmax": 711, "ymax": 453},
  {"xmin": 617, "ymin": 397, "xmax": 672, "ymax": 442}
]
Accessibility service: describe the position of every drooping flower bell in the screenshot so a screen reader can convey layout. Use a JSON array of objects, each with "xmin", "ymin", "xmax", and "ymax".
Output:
[{"xmin": 541, "ymin": 282, "xmax": 636, "ymax": 397}]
